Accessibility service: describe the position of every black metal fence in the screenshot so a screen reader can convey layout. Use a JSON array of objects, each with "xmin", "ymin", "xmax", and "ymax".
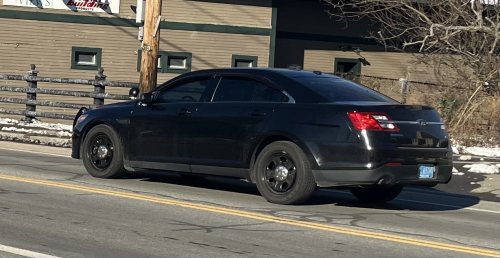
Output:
[{"xmin": 0, "ymin": 64, "xmax": 138, "ymax": 122}]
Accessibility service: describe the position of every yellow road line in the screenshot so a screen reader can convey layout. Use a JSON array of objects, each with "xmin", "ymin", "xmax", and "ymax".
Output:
[{"xmin": 0, "ymin": 174, "xmax": 498, "ymax": 257}]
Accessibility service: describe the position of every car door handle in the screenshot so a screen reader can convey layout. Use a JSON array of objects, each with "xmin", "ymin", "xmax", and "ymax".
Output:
[
  {"xmin": 248, "ymin": 110, "xmax": 266, "ymax": 116},
  {"xmin": 176, "ymin": 109, "xmax": 192, "ymax": 115}
]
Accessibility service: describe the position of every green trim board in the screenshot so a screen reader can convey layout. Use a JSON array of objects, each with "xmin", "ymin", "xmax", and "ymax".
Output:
[
  {"xmin": 276, "ymin": 31, "xmax": 379, "ymax": 46},
  {"xmin": 136, "ymin": 50, "xmax": 142, "ymax": 73},
  {"xmin": 71, "ymin": 46, "xmax": 102, "ymax": 71},
  {"xmin": 137, "ymin": 50, "xmax": 192, "ymax": 74},
  {"xmin": 0, "ymin": 10, "xmax": 271, "ymax": 36},
  {"xmin": 268, "ymin": 0, "xmax": 278, "ymax": 68},
  {"xmin": 2, "ymin": 9, "xmax": 137, "ymax": 27},
  {"xmin": 232, "ymin": 55, "xmax": 259, "ymax": 67},
  {"xmin": 161, "ymin": 21, "xmax": 269, "ymax": 35}
]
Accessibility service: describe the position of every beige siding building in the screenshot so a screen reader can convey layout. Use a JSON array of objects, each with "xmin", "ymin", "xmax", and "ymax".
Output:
[
  {"xmin": 273, "ymin": 0, "xmax": 442, "ymax": 83},
  {"xmin": 0, "ymin": 0, "xmax": 272, "ymax": 81},
  {"xmin": 1, "ymin": 0, "xmax": 445, "ymax": 124},
  {"xmin": 0, "ymin": 0, "xmax": 273, "ymax": 122}
]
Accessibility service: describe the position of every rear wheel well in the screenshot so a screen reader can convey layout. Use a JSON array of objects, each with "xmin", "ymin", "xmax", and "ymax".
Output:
[{"xmin": 249, "ymin": 135, "xmax": 295, "ymax": 183}]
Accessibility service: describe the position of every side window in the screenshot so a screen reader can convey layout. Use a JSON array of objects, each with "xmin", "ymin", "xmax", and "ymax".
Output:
[
  {"xmin": 212, "ymin": 77, "xmax": 287, "ymax": 102},
  {"xmin": 211, "ymin": 78, "xmax": 248, "ymax": 102},
  {"xmin": 156, "ymin": 78, "xmax": 211, "ymax": 103},
  {"xmin": 252, "ymin": 83, "xmax": 286, "ymax": 102}
]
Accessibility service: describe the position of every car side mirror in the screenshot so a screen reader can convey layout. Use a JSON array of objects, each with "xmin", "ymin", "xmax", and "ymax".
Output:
[
  {"xmin": 142, "ymin": 92, "xmax": 155, "ymax": 104},
  {"xmin": 129, "ymin": 87, "xmax": 140, "ymax": 99}
]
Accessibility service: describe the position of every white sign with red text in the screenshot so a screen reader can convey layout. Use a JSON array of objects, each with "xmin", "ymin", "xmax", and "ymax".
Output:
[{"xmin": 2, "ymin": 0, "xmax": 120, "ymax": 14}]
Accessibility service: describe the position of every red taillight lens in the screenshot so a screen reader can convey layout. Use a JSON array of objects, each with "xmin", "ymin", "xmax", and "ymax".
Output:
[{"xmin": 347, "ymin": 112, "xmax": 400, "ymax": 132}]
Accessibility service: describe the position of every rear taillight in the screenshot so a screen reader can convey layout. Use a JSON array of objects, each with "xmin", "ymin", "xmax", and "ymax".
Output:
[{"xmin": 347, "ymin": 112, "xmax": 400, "ymax": 132}]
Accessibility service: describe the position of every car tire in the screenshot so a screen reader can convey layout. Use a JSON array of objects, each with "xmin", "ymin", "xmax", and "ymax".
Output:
[
  {"xmin": 82, "ymin": 124, "xmax": 126, "ymax": 179},
  {"xmin": 254, "ymin": 141, "xmax": 317, "ymax": 205},
  {"xmin": 350, "ymin": 185, "xmax": 403, "ymax": 203}
]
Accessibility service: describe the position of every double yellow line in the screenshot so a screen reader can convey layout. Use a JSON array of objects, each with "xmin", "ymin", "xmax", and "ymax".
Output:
[{"xmin": 0, "ymin": 174, "xmax": 498, "ymax": 257}]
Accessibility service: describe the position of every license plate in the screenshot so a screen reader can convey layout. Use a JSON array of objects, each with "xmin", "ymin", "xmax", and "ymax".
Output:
[{"xmin": 419, "ymin": 165, "xmax": 435, "ymax": 179}]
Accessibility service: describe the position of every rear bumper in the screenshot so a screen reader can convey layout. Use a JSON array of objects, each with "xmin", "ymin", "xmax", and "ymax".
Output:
[{"xmin": 312, "ymin": 164, "xmax": 453, "ymax": 188}]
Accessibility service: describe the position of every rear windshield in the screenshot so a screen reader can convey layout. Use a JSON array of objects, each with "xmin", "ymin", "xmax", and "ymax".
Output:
[{"xmin": 294, "ymin": 76, "xmax": 397, "ymax": 102}]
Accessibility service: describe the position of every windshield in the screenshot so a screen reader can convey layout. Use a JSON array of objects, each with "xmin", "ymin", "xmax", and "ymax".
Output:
[{"xmin": 294, "ymin": 76, "xmax": 397, "ymax": 103}]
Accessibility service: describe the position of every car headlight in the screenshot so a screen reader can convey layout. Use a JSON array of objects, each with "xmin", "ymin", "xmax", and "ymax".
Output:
[{"xmin": 76, "ymin": 114, "xmax": 88, "ymax": 125}]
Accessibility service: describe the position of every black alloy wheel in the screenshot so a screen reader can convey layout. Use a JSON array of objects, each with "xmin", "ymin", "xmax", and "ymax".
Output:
[
  {"xmin": 89, "ymin": 133, "xmax": 114, "ymax": 170},
  {"xmin": 82, "ymin": 125, "xmax": 126, "ymax": 179},
  {"xmin": 254, "ymin": 141, "xmax": 317, "ymax": 205},
  {"xmin": 264, "ymin": 153, "xmax": 297, "ymax": 193}
]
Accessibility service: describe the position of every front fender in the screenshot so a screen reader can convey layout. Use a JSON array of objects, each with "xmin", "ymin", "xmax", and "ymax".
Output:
[
  {"xmin": 71, "ymin": 111, "xmax": 126, "ymax": 160},
  {"xmin": 73, "ymin": 107, "xmax": 88, "ymax": 128}
]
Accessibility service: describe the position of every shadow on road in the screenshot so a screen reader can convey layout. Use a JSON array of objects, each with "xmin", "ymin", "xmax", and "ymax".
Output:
[
  {"xmin": 307, "ymin": 188, "xmax": 482, "ymax": 212},
  {"xmin": 121, "ymin": 170, "xmax": 262, "ymax": 195},
  {"xmin": 117, "ymin": 170, "xmax": 482, "ymax": 212},
  {"xmin": 434, "ymin": 169, "xmax": 500, "ymax": 203}
]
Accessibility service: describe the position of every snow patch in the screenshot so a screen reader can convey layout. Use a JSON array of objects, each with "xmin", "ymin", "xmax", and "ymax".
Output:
[
  {"xmin": 463, "ymin": 147, "xmax": 500, "ymax": 158},
  {"xmin": 0, "ymin": 132, "xmax": 72, "ymax": 148},
  {"xmin": 453, "ymin": 139, "xmax": 500, "ymax": 158},
  {"xmin": 462, "ymin": 164, "xmax": 500, "ymax": 174},
  {"xmin": 0, "ymin": 118, "xmax": 72, "ymax": 132},
  {"xmin": 0, "ymin": 117, "xmax": 72, "ymax": 148},
  {"xmin": 459, "ymin": 155, "xmax": 472, "ymax": 161},
  {"xmin": 451, "ymin": 136, "xmax": 499, "ymax": 157},
  {"xmin": 452, "ymin": 167, "xmax": 464, "ymax": 175},
  {"xmin": 1, "ymin": 126, "xmax": 51, "ymax": 135},
  {"xmin": 56, "ymin": 131, "xmax": 73, "ymax": 137}
]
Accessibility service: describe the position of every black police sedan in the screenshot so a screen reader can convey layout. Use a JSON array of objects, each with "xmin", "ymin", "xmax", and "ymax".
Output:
[{"xmin": 71, "ymin": 68, "xmax": 453, "ymax": 205}]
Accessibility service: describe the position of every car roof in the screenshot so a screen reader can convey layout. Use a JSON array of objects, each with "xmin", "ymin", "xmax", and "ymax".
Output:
[
  {"xmin": 180, "ymin": 67, "xmax": 333, "ymax": 78},
  {"xmin": 166, "ymin": 67, "xmax": 342, "ymax": 103}
]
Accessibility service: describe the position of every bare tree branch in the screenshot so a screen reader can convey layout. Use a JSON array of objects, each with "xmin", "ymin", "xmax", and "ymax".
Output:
[
  {"xmin": 322, "ymin": 0, "xmax": 499, "ymax": 93},
  {"xmin": 322, "ymin": 0, "xmax": 499, "ymax": 135}
]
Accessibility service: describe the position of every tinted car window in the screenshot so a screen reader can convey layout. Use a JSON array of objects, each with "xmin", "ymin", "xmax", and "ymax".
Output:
[
  {"xmin": 157, "ymin": 78, "xmax": 211, "ymax": 103},
  {"xmin": 294, "ymin": 76, "xmax": 396, "ymax": 102},
  {"xmin": 212, "ymin": 77, "xmax": 287, "ymax": 102}
]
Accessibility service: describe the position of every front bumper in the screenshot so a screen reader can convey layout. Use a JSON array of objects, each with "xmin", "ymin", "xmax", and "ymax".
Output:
[
  {"xmin": 71, "ymin": 132, "xmax": 81, "ymax": 159},
  {"xmin": 70, "ymin": 107, "xmax": 88, "ymax": 159},
  {"xmin": 312, "ymin": 164, "xmax": 453, "ymax": 188}
]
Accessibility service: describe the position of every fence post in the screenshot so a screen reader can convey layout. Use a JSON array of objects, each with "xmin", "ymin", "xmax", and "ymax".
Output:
[
  {"xmin": 94, "ymin": 68, "xmax": 106, "ymax": 107},
  {"xmin": 399, "ymin": 78, "xmax": 409, "ymax": 104},
  {"xmin": 25, "ymin": 64, "xmax": 38, "ymax": 122}
]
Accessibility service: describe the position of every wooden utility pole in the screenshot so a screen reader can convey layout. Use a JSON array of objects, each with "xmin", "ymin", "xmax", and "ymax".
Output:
[{"xmin": 139, "ymin": 0, "xmax": 162, "ymax": 93}]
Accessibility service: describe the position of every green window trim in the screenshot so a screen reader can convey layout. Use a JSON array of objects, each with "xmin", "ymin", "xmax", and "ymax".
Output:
[
  {"xmin": 334, "ymin": 57, "xmax": 362, "ymax": 83},
  {"xmin": 164, "ymin": 51, "xmax": 193, "ymax": 73},
  {"xmin": 232, "ymin": 55, "xmax": 259, "ymax": 68},
  {"xmin": 137, "ymin": 50, "xmax": 192, "ymax": 74},
  {"xmin": 71, "ymin": 47, "xmax": 102, "ymax": 71}
]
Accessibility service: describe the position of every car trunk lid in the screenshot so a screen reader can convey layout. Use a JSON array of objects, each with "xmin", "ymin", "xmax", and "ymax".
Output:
[{"xmin": 342, "ymin": 103, "xmax": 449, "ymax": 148}]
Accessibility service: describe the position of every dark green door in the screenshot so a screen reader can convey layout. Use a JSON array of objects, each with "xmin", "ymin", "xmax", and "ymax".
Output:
[{"xmin": 334, "ymin": 58, "xmax": 361, "ymax": 83}]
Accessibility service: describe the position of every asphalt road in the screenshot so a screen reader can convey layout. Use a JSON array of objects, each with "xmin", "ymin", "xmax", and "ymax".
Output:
[{"xmin": 0, "ymin": 146, "xmax": 499, "ymax": 258}]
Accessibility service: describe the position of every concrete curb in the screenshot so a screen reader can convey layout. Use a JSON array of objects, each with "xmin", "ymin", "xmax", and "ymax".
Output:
[{"xmin": 0, "ymin": 140, "xmax": 72, "ymax": 157}]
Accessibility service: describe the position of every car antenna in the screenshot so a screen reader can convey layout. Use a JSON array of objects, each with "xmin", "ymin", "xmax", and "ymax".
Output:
[{"xmin": 313, "ymin": 70, "xmax": 322, "ymax": 75}]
